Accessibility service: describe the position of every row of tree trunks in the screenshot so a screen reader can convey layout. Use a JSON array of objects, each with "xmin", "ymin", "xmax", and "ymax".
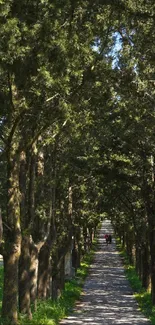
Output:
[
  {"xmin": 115, "ymin": 222, "xmax": 151, "ymax": 292},
  {"xmin": 83, "ymin": 226, "xmax": 95, "ymax": 254},
  {"xmin": 1, "ymin": 145, "xmax": 97, "ymax": 324}
]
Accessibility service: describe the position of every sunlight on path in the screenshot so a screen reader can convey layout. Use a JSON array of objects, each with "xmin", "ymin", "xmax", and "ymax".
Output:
[{"xmin": 60, "ymin": 219, "xmax": 151, "ymax": 325}]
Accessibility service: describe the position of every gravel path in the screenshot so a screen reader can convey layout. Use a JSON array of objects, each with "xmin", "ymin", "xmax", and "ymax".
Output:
[{"xmin": 60, "ymin": 219, "xmax": 151, "ymax": 325}]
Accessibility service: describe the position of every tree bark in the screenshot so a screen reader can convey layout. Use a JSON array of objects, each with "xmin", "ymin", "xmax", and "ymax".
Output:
[
  {"xmin": 52, "ymin": 257, "xmax": 65, "ymax": 300},
  {"xmin": 83, "ymin": 226, "xmax": 88, "ymax": 253},
  {"xmin": 142, "ymin": 154, "xmax": 155, "ymax": 303},
  {"xmin": 2, "ymin": 244, "xmax": 20, "ymax": 325},
  {"xmin": 29, "ymin": 239, "xmax": 39, "ymax": 311},
  {"xmin": 0, "ymin": 208, "xmax": 3, "ymax": 243},
  {"xmin": 135, "ymin": 240, "xmax": 141, "ymax": 277},
  {"xmin": 19, "ymin": 236, "xmax": 32, "ymax": 319},
  {"xmin": 28, "ymin": 144, "xmax": 36, "ymax": 227},
  {"xmin": 2, "ymin": 152, "xmax": 21, "ymax": 324},
  {"xmin": 19, "ymin": 151, "xmax": 27, "ymax": 228},
  {"xmin": 149, "ymin": 226, "xmax": 155, "ymax": 304},
  {"xmin": 126, "ymin": 231, "xmax": 133, "ymax": 264},
  {"xmin": 141, "ymin": 241, "xmax": 150, "ymax": 290},
  {"xmin": 38, "ymin": 242, "xmax": 51, "ymax": 299}
]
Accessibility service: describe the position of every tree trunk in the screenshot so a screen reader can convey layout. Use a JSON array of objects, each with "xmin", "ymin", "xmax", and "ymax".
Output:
[
  {"xmin": 19, "ymin": 151, "xmax": 27, "ymax": 228},
  {"xmin": 142, "ymin": 153, "xmax": 155, "ymax": 303},
  {"xmin": 126, "ymin": 232, "xmax": 133, "ymax": 264},
  {"xmin": 19, "ymin": 236, "xmax": 32, "ymax": 319},
  {"xmin": 72, "ymin": 244, "xmax": 79, "ymax": 272},
  {"xmin": 52, "ymin": 257, "xmax": 65, "ymax": 300},
  {"xmin": 38, "ymin": 242, "xmax": 51, "ymax": 299},
  {"xmin": 65, "ymin": 248, "xmax": 73, "ymax": 279},
  {"xmin": 135, "ymin": 241, "xmax": 141, "ymax": 277},
  {"xmin": 145, "ymin": 202, "xmax": 155, "ymax": 303},
  {"xmin": 52, "ymin": 274, "xmax": 58, "ymax": 300},
  {"xmin": 2, "ymin": 152, "xmax": 21, "ymax": 324},
  {"xmin": 19, "ymin": 152, "xmax": 32, "ymax": 317},
  {"xmin": 2, "ymin": 245, "xmax": 20, "ymax": 324},
  {"xmin": 28, "ymin": 144, "xmax": 36, "ymax": 227},
  {"xmin": 83, "ymin": 226, "xmax": 87, "ymax": 253},
  {"xmin": 88, "ymin": 227, "xmax": 93, "ymax": 247},
  {"xmin": 59, "ymin": 257, "xmax": 65, "ymax": 292},
  {"xmin": 72, "ymin": 226, "xmax": 81, "ymax": 270},
  {"xmin": 51, "ymin": 251, "xmax": 59, "ymax": 300},
  {"xmin": 0, "ymin": 208, "xmax": 3, "ymax": 243},
  {"xmin": 149, "ymin": 227, "xmax": 155, "ymax": 304},
  {"xmin": 141, "ymin": 241, "xmax": 150, "ymax": 290},
  {"xmin": 29, "ymin": 240, "xmax": 39, "ymax": 311}
]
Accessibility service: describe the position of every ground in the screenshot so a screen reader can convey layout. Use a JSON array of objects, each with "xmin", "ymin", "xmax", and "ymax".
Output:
[{"xmin": 60, "ymin": 219, "xmax": 151, "ymax": 325}]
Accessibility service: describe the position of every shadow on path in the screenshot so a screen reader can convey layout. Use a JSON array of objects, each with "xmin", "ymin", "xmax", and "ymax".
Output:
[{"xmin": 60, "ymin": 219, "xmax": 151, "ymax": 325}]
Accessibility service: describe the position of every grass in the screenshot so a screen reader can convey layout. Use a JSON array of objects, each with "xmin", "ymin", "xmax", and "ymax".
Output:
[
  {"xmin": 0, "ymin": 239, "xmax": 97, "ymax": 325},
  {"xmin": 116, "ymin": 238, "xmax": 155, "ymax": 325}
]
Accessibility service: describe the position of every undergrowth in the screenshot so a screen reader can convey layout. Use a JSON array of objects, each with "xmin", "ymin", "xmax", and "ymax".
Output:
[{"xmin": 116, "ymin": 238, "xmax": 155, "ymax": 325}]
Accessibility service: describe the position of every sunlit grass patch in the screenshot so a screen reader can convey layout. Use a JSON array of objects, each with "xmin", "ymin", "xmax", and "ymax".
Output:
[
  {"xmin": 78, "ymin": 249, "xmax": 96, "ymax": 280},
  {"xmin": 125, "ymin": 265, "xmax": 143, "ymax": 293},
  {"xmin": 135, "ymin": 292, "xmax": 152, "ymax": 316},
  {"xmin": 151, "ymin": 306, "xmax": 155, "ymax": 325},
  {"xmin": 20, "ymin": 297, "xmax": 70, "ymax": 325},
  {"xmin": 19, "ymin": 277, "xmax": 82, "ymax": 325},
  {"xmin": 135, "ymin": 292, "xmax": 155, "ymax": 324},
  {"xmin": 19, "ymin": 281, "xmax": 82, "ymax": 325}
]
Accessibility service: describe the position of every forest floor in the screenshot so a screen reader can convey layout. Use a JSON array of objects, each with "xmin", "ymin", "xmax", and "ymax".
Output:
[{"xmin": 59, "ymin": 219, "xmax": 151, "ymax": 325}]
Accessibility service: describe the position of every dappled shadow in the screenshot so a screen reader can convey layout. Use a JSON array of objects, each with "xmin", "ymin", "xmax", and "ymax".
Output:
[{"xmin": 60, "ymin": 219, "xmax": 150, "ymax": 325}]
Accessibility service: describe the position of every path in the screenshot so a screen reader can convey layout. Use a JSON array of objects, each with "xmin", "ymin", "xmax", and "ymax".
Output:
[{"xmin": 60, "ymin": 219, "xmax": 151, "ymax": 325}]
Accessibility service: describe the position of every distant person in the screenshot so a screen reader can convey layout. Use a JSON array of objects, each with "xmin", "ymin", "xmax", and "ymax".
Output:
[{"xmin": 104, "ymin": 234, "xmax": 109, "ymax": 245}]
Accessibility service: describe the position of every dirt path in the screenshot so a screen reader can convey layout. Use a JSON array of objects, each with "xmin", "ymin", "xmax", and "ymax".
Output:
[{"xmin": 60, "ymin": 219, "xmax": 151, "ymax": 325}]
